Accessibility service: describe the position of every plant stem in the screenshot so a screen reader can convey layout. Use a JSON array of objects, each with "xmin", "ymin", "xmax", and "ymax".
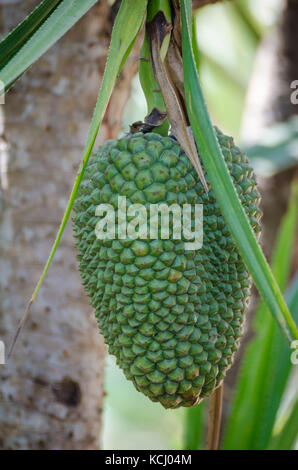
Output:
[{"xmin": 206, "ymin": 384, "xmax": 223, "ymax": 450}]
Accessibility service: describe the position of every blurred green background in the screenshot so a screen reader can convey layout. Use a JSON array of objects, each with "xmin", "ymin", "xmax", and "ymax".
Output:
[{"xmin": 102, "ymin": 0, "xmax": 297, "ymax": 450}]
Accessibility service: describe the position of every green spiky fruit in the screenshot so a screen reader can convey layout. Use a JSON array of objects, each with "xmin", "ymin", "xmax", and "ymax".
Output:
[{"xmin": 73, "ymin": 128, "xmax": 261, "ymax": 408}]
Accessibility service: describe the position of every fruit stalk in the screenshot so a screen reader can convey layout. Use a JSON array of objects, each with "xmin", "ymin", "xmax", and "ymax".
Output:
[{"xmin": 206, "ymin": 384, "xmax": 223, "ymax": 450}]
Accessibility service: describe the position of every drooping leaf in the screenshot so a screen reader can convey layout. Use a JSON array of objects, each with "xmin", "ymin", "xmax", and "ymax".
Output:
[
  {"xmin": 0, "ymin": 0, "xmax": 62, "ymax": 69},
  {"xmin": 180, "ymin": 0, "xmax": 298, "ymax": 343},
  {"xmin": 0, "ymin": 0, "xmax": 99, "ymax": 92}
]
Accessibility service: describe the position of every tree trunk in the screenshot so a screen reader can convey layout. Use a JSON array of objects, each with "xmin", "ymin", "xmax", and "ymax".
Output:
[{"xmin": 0, "ymin": 0, "xmax": 138, "ymax": 450}]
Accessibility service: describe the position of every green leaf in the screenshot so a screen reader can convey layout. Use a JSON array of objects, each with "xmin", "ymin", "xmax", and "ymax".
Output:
[
  {"xmin": 191, "ymin": 15, "xmax": 200, "ymax": 73},
  {"xmin": 271, "ymin": 400, "xmax": 298, "ymax": 450},
  {"xmin": 180, "ymin": 0, "xmax": 298, "ymax": 343},
  {"xmin": 183, "ymin": 402, "xmax": 206, "ymax": 450},
  {"xmin": 0, "ymin": 0, "xmax": 62, "ymax": 69},
  {"xmin": 231, "ymin": 0, "xmax": 262, "ymax": 44},
  {"xmin": 222, "ymin": 184, "xmax": 298, "ymax": 450},
  {"xmin": 9, "ymin": 0, "xmax": 148, "ymax": 357},
  {"xmin": 0, "ymin": 0, "xmax": 99, "ymax": 92}
]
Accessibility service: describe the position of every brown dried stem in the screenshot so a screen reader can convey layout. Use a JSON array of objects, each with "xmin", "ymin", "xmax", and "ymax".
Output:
[
  {"xmin": 206, "ymin": 384, "xmax": 223, "ymax": 450},
  {"xmin": 147, "ymin": 11, "xmax": 208, "ymax": 193}
]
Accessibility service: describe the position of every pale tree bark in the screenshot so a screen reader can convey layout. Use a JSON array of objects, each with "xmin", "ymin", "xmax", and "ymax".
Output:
[{"xmin": 0, "ymin": 0, "xmax": 138, "ymax": 450}]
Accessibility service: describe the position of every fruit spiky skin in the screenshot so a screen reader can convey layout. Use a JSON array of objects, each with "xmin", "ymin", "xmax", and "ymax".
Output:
[{"xmin": 72, "ymin": 129, "xmax": 261, "ymax": 408}]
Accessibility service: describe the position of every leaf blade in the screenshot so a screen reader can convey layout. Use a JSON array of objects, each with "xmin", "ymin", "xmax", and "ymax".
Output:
[
  {"xmin": 0, "ymin": 0, "xmax": 99, "ymax": 92},
  {"xmin": 271, "ymin": 400, "xmax": 298, "ymax": 450},
  {"xmin": 180, "ymin": 0, "xmax": 298, "ymax": 343},
  {"xmin": 0, "ymin": 0, "xmax": 62, "ymax": 69}
]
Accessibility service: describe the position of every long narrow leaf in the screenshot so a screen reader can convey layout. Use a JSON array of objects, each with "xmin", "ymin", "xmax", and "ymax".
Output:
[
  {"xmin": 271, "ymin": 400, "xmax": 298, "ymax": 450},
  {"xmin": 0, "ymin": 0, "xmax": 62, "ymax": 69},
  {"xmin": 9, "ymin": 0, "xmax": 148, "ymax": 356},
  {"xmin": 191, "ymin": 15, "xmax": 200, "ymax": 73},
  {"xmin": 222, "ymin": 184, "xmax": 298, "ymax": 449},
  {"xmin": 0, "ymin": 0, "xmax": 99, "ymax": 92},
  {"xmin": 180, "ymin": 0, "xmax": 297, "ymax": 343}
]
